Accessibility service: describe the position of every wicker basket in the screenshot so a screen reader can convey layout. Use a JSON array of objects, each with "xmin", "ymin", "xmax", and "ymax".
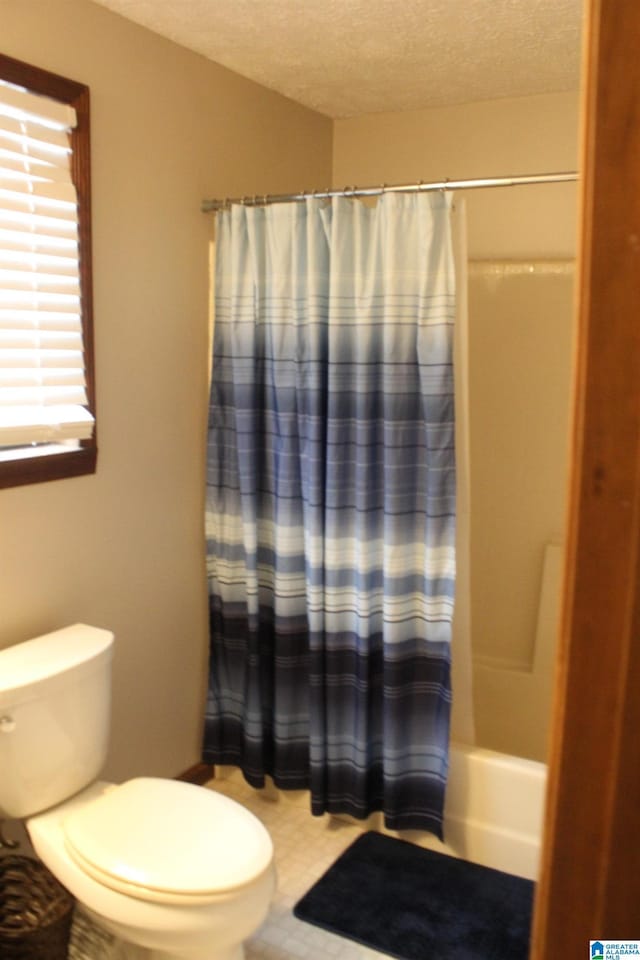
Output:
[{"xmin": 0, "ymin": 855, "xmax": 75, "ymax": 960}]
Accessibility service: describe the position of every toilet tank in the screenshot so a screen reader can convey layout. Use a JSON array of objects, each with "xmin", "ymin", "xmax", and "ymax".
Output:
[{"xmin": 0, "ymin": 624, "xmax": 114, "ymax": 819}]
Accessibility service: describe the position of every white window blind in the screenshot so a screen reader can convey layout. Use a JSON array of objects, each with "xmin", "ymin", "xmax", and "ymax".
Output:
[{"xmin": 0, "ymin": 79, "xmax": 94, "ymax": 448}]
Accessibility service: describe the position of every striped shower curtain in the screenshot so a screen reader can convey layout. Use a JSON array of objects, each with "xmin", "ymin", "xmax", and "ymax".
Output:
[{"xmin": 204, "ymin": 193, "xmax": 456, "ymax": 836}]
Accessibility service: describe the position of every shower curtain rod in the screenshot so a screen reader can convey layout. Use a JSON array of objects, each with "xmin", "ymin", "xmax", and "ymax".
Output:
[{"xmin": 201, "ymin": 170, "xmax": 578, "ymax": 213}]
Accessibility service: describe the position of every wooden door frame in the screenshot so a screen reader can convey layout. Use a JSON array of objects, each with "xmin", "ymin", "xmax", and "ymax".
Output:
[{"xmin": 531, "ymin": 0, "xmax": 640, "ymax": 954}]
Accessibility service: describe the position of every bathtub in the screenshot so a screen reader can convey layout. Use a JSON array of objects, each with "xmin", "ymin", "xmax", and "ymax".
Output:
[
  {"xmin": 386, "ymin": 744, "xmax": 547, "ymax": 881},
  {"xmin": 438, "ymin": 744, "xmax": 546, "ymax": 879}
]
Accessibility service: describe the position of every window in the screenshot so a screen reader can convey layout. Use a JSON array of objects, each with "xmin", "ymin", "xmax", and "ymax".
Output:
[{"xmin": 0, "ymin": 53, "xmax": 95, "ymax": 489}]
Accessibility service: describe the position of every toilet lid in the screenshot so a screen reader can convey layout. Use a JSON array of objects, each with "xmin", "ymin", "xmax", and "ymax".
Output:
[{"xmin": 63, "ymin": 778, "xmax": 273, "ymax": 904}]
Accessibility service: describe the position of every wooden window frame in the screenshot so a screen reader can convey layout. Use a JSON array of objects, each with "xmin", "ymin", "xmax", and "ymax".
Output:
[{"xmin": 0, "ymin": 53, "xmax": 96, "ymax": 489}]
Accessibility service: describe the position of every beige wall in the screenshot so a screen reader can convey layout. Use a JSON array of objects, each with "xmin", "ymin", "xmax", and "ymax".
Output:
[
  {"xmin": 334, "ymin": 94, "xmax": 580, "ymax": 758},
  {"xmin": 334, "ymin": 92, "xmax": 580, "ymax": 259},
  {"xmin": 0, "ymin": 0, "xmax": 332, "ymax": 782}
]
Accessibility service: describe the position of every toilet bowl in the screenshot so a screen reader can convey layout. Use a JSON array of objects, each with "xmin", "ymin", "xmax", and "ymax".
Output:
[
  {"xmin": 28, "ymin": 779, "xmax": 275, "ymax": 960},
  {"xmin": 0, "ymin": 625, "xmax": 275, "ymax": 960}
]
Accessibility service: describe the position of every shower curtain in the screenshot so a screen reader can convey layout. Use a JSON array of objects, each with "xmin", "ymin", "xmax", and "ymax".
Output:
[{"xmin": 204, "ymin": 193, "xmax": 457, "ymax": 836}]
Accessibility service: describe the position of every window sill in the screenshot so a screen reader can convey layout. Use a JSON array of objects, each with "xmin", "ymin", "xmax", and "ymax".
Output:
[{"xmin": 0, "ymin": 444, "xmax": 97, "ymax": 489}]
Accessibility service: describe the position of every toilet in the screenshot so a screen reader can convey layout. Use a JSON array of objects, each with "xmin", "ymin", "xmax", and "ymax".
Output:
[{"xmin": 0, "ymin": 624, "xmax": 275, "ymax": 960}]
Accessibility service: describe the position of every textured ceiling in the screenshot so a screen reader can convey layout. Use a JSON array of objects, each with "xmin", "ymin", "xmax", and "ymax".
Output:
[{"xmin": 88, "ymin": 0, "xmax": 583, "ymax": 118}]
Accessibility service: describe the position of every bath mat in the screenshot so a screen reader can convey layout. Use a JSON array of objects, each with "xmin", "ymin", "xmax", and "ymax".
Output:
[{"xmin": 293, "ymin": 831, "xmax": 534, "ymax": 960}]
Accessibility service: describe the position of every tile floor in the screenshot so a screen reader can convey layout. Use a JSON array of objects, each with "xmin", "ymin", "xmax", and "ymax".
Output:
[{"xmin": 68, "ymin": 768, "xmax": 388, "ymax": 960}]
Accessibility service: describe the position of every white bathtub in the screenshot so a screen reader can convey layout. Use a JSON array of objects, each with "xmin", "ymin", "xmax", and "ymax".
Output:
[
  {"xmin": 388, "ymin": 744, "xmax": 547, "ymax": 881},
  {"xmin": 444, "ymin": 744, "xmax": 546, "ymax": 879}
]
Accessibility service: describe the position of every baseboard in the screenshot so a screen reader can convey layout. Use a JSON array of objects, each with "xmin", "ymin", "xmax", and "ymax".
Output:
[{"xmin": 175, "ymin": 763, "xmax": 215, "ymax": 785}]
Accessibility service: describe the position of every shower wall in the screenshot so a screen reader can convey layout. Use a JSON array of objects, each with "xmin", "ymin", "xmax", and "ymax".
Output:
[{"xmin": 468, "ymin": 260, "xmax": 574, "ymax": 760}]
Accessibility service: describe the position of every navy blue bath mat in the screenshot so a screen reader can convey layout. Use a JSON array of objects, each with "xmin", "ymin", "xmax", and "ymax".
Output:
[{"xmin": 293, "ymin": 831, "xmax": 534, "ymax": 960}]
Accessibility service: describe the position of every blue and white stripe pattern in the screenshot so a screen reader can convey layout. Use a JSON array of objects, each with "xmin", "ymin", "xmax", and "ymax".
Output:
[{"xmin": 204, "ymin": 193, "xmax": 456, "ymax": 836}]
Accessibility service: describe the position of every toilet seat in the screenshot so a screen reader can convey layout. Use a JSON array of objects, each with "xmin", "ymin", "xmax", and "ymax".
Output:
[{"xmin": 63, "ymin": 778, "xmax": 273, "ymax": 906}]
